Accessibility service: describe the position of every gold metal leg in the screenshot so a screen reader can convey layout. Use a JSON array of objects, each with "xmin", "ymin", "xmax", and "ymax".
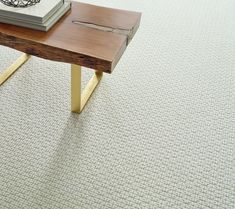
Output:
[
  {"xmin": 0, "ymin": 53, "xmax": 31, "ymax": 86},
  {"xmin": 71, "ymin": 64, "xmax": 103, "ymax": 113}
]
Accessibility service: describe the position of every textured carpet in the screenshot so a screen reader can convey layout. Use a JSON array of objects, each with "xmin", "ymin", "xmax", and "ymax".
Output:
[{"xmin": 0, "ymin": 0, "xmax": 234, "ymax": 208}]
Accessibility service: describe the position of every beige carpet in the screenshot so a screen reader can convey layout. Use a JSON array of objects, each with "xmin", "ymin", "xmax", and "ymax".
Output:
[{"xmin": 0, "ymin": 0, "xmax": 234, "ymax": 208}]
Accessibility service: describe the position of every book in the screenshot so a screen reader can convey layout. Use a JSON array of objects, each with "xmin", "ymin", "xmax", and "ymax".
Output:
[
  {"xmin": 0, "ymin": 2, "xmax": 71, "ymax": 31},
  {"xmin": 0, "ymin": 0, "xmax": 63, "ymax": 24}
]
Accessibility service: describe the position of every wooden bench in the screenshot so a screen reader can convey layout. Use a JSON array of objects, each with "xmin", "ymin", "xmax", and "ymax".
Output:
[{"xmin": 0, "ymin": 1, "xmax": 141, "ymax": 113}]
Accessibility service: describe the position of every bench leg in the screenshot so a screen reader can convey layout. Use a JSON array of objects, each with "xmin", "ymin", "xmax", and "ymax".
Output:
[
  {"xmin": 0, "ymin": 53, "xmax": 31, "ymax": 86},
  {"xmin": 71, "ymin": 64, "xmax": 103, "ymax": 113}
]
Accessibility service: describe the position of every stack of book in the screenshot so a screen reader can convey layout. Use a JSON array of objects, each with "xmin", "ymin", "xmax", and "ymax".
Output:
[{"xmin": 0, "ymin": 0, "xmax": 71, "ymax": 31}]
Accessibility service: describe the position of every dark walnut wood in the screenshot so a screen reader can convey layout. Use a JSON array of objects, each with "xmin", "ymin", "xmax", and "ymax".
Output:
[{"xmin": 0, "ymin": 1, "xmax": 141, "ymax": 73}]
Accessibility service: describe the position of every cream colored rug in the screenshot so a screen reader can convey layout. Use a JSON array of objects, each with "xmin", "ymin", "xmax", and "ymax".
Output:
[{"xmin": 0, "ymin": 0, "xmax": 234, "ymax": 208}]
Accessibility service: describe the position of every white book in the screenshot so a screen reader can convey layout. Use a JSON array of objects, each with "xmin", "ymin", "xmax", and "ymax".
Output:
[
  {"xmin": 0, "ymin": 0, "xmax": 63, "ymax": 24},
  {"xmin": 0, "ymin": 2, "xmax": 71, "ymax": 31}
]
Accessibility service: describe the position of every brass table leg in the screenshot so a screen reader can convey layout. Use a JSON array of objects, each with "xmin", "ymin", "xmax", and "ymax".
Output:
[
  {"xmin": 0, "ymin": 53, "xmax": 31, "ymax": 86},
  {"xmin": 71, "ymin": 64, "xmax": 103, "ymax": 113}
]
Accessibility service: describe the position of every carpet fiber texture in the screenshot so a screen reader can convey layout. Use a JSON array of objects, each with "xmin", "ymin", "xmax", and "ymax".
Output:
[{"xmin": 0, "ymin": 0, "xmax": 234, "ymax": 208}]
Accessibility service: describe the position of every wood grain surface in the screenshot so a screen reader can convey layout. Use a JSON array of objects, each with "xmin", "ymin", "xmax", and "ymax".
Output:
[{"xmin": 0, "ymin": 2, "xmax": 141, "ymax": 73}]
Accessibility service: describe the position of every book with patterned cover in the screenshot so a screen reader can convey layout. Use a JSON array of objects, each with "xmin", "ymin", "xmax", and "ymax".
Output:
[
  {"xmin": 0, "ymin": 0, "xmax": 63, "ymax": 24},
  {"xmin": 0, "ymin": 1, "xmax": 71, "ymax": 31}
]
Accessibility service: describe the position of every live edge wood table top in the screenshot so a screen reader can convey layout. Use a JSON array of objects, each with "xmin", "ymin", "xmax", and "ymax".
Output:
[
  {"xmin": 0, "ymin": 1, "xmax": 141, "ymax": 113},
  {"xmin": 0, "ymin": 1, "xmax": 141, "ymax": 73}
]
